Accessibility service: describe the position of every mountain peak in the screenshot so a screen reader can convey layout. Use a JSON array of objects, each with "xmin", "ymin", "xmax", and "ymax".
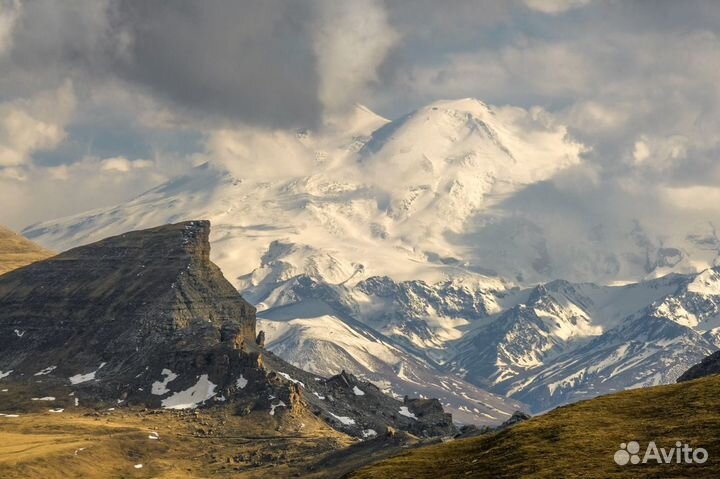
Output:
[{"xmin": 423, "ymin": 97, "xmax": 493, "ymax": 115}]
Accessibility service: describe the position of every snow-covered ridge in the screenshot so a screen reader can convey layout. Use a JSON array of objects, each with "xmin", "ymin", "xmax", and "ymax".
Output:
[
  {"xmin": 256, "ymin": 268, "xmax": 720, "ymax": 413},
  {"xmin": 23, "ymin": 99, "xmax": 588, "ymax": 288}
]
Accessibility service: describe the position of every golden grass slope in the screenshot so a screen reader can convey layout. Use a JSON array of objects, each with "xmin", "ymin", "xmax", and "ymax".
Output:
[
  {"xmin": 350, "ymin": 374, "xmax": 720, "ymax": 479},
  {"xmin": 0, "ymin": 225, "xmax": 53, "ymax": 276},
  {"xmin": 0, "ymin": 405, "xmax": 352, "ymax": 479}
]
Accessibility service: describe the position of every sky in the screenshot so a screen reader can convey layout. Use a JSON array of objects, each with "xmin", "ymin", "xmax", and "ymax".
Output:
[{"xmin": 0, "ymin": 0, "xmax": 719, "ymax": 233}]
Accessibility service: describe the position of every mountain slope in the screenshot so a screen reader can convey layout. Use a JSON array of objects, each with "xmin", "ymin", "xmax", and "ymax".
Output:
[
  {"xmin": 449, "ymin": 273, "xmax": 720, "ymax": 411},
  {"xmin": 350, "ymin": 375, "xmax": 720, "ymax": 478},
  {"xmin": 258, "ymin": 305, "xmax": 523, "ymax": 426},
  {"xmin": 22, "ymin": 99, "xmax": 586, "ymax": 287},
  {"xmin": 0, "ymin": 224, "xmax": 53, "ymax": 275}
]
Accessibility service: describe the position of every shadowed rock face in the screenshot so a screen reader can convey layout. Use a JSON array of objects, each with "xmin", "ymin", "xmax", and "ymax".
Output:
[
  {"xmin": 678, "ymin": 350, "xmax": 720, "ymax": 382},
  {"xmin": 0, "ymin": 221, "xmax": 261, "ymax": 404}
]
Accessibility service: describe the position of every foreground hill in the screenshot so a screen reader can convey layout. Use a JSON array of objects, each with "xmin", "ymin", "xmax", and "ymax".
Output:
[
  {"xmin": 0, "ymin": 224, "xmax": 52, "ymax": 275},
  {"xmin": 350, "ymin": 374, "xmax": 720, "ymax": 478},
  {"xmin": 0, "ymin": 403, "xmax": 350, "ymax": 478}
]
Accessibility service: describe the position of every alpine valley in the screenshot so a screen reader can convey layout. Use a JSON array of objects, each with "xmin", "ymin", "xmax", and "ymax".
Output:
[{"xmin": 22, "ymin": 98, "xmax": 720, "ymax": 419}]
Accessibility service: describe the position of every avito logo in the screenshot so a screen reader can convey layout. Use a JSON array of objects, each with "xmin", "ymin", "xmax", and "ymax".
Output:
[{"xmin": 614, "ymin": 441, "xmax": 708, "ymax": 466}]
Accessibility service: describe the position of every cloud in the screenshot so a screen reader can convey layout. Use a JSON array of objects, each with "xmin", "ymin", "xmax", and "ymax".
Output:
[
  {"xmin": 313, "ymin": 0, "xmax": 399, "ymax": 118},
  {"xmin": 206, "ymin": 127, "xmax": 316, "ymax": 181},
  {"xmin": 1, "ymin": 0, "xmax": 719, "ymax": 255},
  {"xmin": 0, "ymin": 0, "xmax": 21, "ymax": 55},
  {"xmin": 0, "ymin": 154, "xmax": 167, "ymax": 229},
  {"xmin": 110, "ymin": 1, "xmax": 323, "ymax": 128},
  {"xmin": 1, "ymin": 1, "xmax": 402, "ymax": 131},
  {"xmin": 100, "ymin": 156, "xmax": 152, "ymax": 173},
  {"xmin": 523, "ymin": 0, "xmax": 592, "ymax": 14},
  {"xmin": 0, "ymin": 80, "xmax": 75, "ymax": 167}
]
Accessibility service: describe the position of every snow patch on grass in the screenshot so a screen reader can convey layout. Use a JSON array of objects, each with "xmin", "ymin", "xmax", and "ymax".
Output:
[{"xmin": 269, "ymin": 401, "xmax": 286, "ymax": 416}]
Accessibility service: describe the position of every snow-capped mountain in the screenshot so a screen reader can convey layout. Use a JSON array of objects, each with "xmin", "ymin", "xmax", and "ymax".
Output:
[
  {"xmin": 449, "ymin": 274, "xmax": 720, "ymax": 411},
  {"xmin": 242, "ymin": 266, "xmax": 720, "ymax": 413},
  {"xmin": 22, "ymin": 98, "xmax": 720, "ymax": 417}
]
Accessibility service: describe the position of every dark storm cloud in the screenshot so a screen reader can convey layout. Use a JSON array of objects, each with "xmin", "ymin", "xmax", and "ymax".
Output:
[
  {"xmin": 112, "ymin": 1, "xmax": 322, "ymax": 128},
  {"xmin": 4, "ymin": 0, "xmax": 323, "ymax": 128}
]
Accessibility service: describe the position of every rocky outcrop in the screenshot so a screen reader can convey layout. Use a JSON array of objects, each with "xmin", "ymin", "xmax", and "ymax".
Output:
[
  {"xmin": 500, "ymin": 410, "xmax": 531, "ymax": 428},
  {"xmin": 0, "ymin": 221, "xmax": 284, "ymax": 411},
  {"xmin": 678, "ymin": 350, "xmax": 720, "ymax": 382},
  {"xmin": 0, "ymin": 221, "xmax": 255, "ymax": 368},
  {"xmin": 0, "ymin": 221, "xmax": 457, "ymax": 438},
  {"xmin": 0, "ymin": 224, "xmax": 53, "ymax": 276},
  {"xmin": 259, "ymin": 362, "xmax": 456, "ymax": 438},
  {"xmin": 0, "ymin": 221, "xmax": 271, "ymax": 408}
]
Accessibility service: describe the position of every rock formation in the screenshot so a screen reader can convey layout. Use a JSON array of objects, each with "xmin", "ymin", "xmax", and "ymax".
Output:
[
  {"xmin": 0, "ymin": 220, "xmax": 457, "ymax": 438},
  {"xmin": 678, "ymin": 350, "xmax": 720, "ymax": 382}
]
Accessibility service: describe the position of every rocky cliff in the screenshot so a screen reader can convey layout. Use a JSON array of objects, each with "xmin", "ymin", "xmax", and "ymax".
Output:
[
  {"xmin": 0, "ymin": 221, "xmax": 256, "ymax": 375},
  {"xmin": 0, "ymin": 221, "xmax": 456, "ymax": 438}
]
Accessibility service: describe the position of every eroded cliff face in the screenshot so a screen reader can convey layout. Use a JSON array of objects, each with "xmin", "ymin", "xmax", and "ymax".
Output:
[
  {"xmin": 0, "ymin": 221, "xmax": 456, "ymax": 438},
  {"xmin": 0, "ymin": 221, "xmax": 262, "ymax": 406}
]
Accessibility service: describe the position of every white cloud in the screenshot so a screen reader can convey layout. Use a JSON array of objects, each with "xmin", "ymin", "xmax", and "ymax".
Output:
[
  {"xmin": 0, "ymin": 0, "xmax": 21, "ymax": 55},
  {"xmin": 314, "ymin": 0, "xmax": 399, "ymax": 118},
  {"xmin": 0, "ymin": 156, "xmax": 167, "ymax": 229},
  {"xmin": 205, "ymin": 127, "xmax": 316, "ymax": 181},
  {"xmin": 524, "ymin": 0, "xmax": 592, "ymax": 14},
  {"xmin": 661, "ymin": 186, "xmax": 720, "ymax": 213},
  {"xmin": 0, "ymin": 80, "xmax": 76, "ymax": 167},
  {"xmin": 632, "ymin": 139, "xmax": 650, "ymax": 164},
  {"xmin": 101, "ymin": 156, "xmax": 153, "ymax": 173}
]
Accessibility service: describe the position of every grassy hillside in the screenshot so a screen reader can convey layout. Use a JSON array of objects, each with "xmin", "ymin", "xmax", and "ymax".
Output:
[
  {"xmin": 0, "ymin": 225, "xmax": 53, "ymax": 275},
  {"xmin": 0, "ymin": 403, "xmax": 352, "ymax": 479},
  {"xmin": 350, "ymin": 375, "xmax": 720, "ymax": 479}
]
